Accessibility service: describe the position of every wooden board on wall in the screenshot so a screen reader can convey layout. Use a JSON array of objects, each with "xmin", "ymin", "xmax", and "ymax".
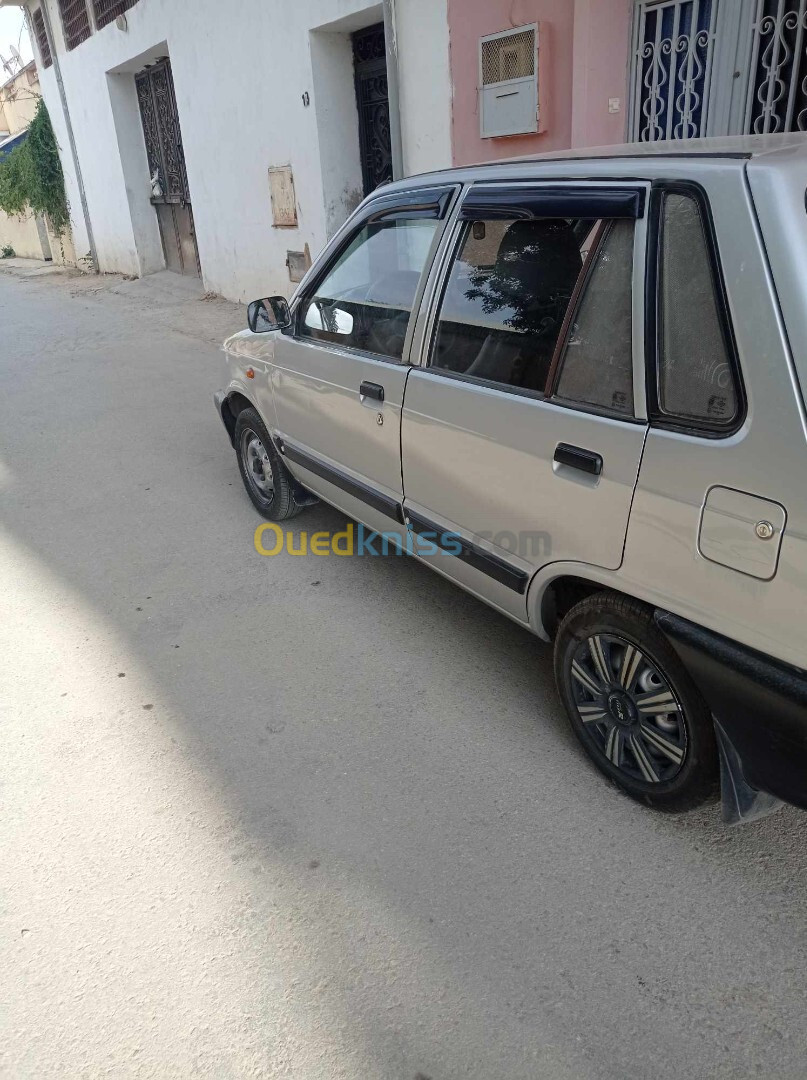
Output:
[{"xmin": 268, "ymin": 165, "xmax": 298, "ymax": 228}]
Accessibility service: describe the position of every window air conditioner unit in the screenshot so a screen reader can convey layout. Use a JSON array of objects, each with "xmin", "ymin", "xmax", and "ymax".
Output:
[{"xmin": 479, "ymin": 24, "xmax": 539, "ymax": 139}]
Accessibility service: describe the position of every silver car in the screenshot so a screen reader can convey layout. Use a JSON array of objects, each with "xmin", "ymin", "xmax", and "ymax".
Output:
[{"xmin": 215, "ymin": 135, "xmax": 807, "ymax": 824}]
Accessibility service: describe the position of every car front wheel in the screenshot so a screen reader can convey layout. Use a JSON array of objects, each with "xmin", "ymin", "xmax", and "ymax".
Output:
[
  {"xmin": 234, "ymin": 407, "xmax": 305, "ymax": 521},
  {"xmin": 554, "ymin": 592, "xmax": 719, "ymax": 812}
]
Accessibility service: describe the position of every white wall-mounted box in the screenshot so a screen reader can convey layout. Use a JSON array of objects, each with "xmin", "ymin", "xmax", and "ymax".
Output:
[{"xmin": 479, "ymin": 24, "xmax": 539, "ymax": 139}]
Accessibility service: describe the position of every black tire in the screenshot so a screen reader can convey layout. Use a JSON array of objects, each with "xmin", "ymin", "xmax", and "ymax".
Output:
[
  {"xmin": 233, "ymin": 407, "xmax": 305, "ymax": 521},
  {"xmin": 554, "ymin": 592, "xmax": 718, "ymax": 812}
]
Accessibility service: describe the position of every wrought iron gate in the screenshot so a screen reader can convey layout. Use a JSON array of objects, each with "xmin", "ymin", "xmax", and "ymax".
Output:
[
  {"xmin": 135, "ymin": 58, "xmax": 200, "ymax": 276},
  {"xmin": 630, "ymin": 0, "xmax": 807, "ymax": 140},
  {"xmin": 352, "ymin": 24, "xmax": 393, "ymax": 195}
]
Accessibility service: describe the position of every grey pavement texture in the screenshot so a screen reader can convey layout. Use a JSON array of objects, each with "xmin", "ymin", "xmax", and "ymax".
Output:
[{"xmin": 1, "ymin": 263, "xmax": 807, "ymax": 1079}]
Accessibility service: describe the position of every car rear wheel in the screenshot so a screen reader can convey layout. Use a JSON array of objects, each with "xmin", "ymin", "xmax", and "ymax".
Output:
[
  {"xmin": 234, "ymin": 407, "xmax": 305, "ymax": 521},
  {"xmin": 554, "ymin": 592, "xmax": 719, "ymax": 811}
]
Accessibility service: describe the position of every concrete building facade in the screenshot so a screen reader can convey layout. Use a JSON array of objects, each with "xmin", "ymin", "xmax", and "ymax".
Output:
[
  {"xmin": 7, "ymin": 0, "xmax": 807, "ymax": 301},
  {"xmin": 5, "ymin": 0, "xmax": 452, "ymax": 301},
  {"xmin": 447, "ymin": 0, "xmax": 633, "ymax": 165},
  {"xmin": 446, "ymin": 0, "xmax": 807, "ymax": 166},
  {"xmin": 0, "ymin": 57, "xmax": 40, "ymax": 135}
]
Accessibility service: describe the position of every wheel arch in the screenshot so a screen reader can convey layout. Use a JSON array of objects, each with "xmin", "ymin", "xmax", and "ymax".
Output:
[
  {"xmin": 220, "ymin": 390, "xmax": 257, "ymax": 446},
  {"xmin": 530, "ymin": 568, "xmax": 649, "ymax": 641}
]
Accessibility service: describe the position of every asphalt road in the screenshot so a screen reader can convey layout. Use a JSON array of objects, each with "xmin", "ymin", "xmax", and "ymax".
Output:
[{"xmin": 2, "ymin": 266, "xmax": 807, "ymax": 1079}]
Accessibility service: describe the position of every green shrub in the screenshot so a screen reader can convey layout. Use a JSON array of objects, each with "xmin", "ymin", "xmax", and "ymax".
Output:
[{"xmin": 0, "ymin": 100, "xmax": 70, "ymax": 236}]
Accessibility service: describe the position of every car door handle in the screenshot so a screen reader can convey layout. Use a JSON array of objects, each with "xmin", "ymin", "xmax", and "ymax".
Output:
[
  {"xmin": 554, "ymin": 443, "xmax": 603, "ymax": 477},
  {"xmin": 359, "ymin": 381, "xmax": 385, "ymax": 403}
]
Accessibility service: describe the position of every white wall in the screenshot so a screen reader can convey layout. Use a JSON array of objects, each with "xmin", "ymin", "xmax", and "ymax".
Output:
[
  {"xmin": 0, "ymin": 209, "xmax": 46, "ymax": 258},
  {"xmin": 31, "ymin": 0, "xmax": 452, "ymax": 302},
  {"xmin": 395, "ymin": 0, "xmax": 453, "ymax": 176}
]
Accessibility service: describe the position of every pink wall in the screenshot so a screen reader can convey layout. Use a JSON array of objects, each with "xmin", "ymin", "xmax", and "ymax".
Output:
[
  {"xmin": 571, "ymin": 0, "xmax": 633, "ymax": 148},
  {"xmin": 447, "ymin": 0, "xmax": 632, "ymax": 166}
]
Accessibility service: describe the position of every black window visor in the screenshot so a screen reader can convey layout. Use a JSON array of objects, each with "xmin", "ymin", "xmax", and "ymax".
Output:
[{"xmin": 459, "ymin": 185, "xmax": 646, "ymax": 221}]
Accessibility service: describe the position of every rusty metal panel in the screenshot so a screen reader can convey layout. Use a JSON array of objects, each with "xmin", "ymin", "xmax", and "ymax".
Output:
[
  {"xmin": 268, "ymin": 165, "xmax": 298, "ymax": 228},
  {"xmin": 286, "ymin": 249, "xmax": 310, "ymax": 283}
]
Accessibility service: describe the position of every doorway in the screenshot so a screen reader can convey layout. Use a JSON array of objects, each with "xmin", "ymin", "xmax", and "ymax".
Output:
[
  {"xmin": 352, "ymin": 23, "xmax": 393, "ymax": 195},
  {"xmin": 135, "ymin": 58, "xmax": 200, "ymax": 276}
]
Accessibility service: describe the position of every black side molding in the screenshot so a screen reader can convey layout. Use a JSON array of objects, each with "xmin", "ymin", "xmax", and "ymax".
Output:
[
  {"xmin": 655, "ymin": 610, "xmax": 807, "ymax": 811},
  {"xmin": 406, "ymin": 511, "xmax": 528, "ymax": 594},
  {"xmin": 554, "ymin": 443, "xmax": 603, "ymax": 476},
  {"xmin": 281, "ymin": 442, "xmax": 404, "ymax": 523}
]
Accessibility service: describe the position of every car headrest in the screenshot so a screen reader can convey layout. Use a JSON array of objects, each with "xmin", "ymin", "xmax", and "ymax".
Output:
[{"xmin": 494, "ymin": 220, "xmax": 583, "ymax": 295}]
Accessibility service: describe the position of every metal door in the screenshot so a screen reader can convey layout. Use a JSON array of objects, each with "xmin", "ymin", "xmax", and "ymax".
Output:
[
  {"xmin": 400, "ymin": 184, "xmax": 651, "ymax": 624},
  {"xmin": 352, "ymin": 24, "xmax": 393, "ymax": 195},
  {"xmin": 135, "ymin": 59, "xmax": 200, "ymax": 277},
  {"xmin": 271, "ymin": 189, "xmax": 453, "ymax": 538}
]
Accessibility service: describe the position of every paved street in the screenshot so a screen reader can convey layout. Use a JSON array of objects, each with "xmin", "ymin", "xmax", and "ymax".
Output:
[{"xmin": 2, "ymin": 265, "xmax": 807, "ymax": 1080}]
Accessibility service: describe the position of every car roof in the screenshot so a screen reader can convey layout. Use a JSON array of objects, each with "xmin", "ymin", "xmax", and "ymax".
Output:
[
  {"xmin": 495, "ymin": 132, "xmax": 807, "ymax": 163},
  {"xmin": 379, "ymin": 133, "xmax": 807, "ymax": 194}
]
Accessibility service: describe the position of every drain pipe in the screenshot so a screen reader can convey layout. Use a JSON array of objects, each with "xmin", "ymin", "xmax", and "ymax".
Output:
[
  {"xmin": 33, "ymin": 0, "xmax": 99, "ymax": 271},
  {"xmin": 382, "ymin": 0, "xmax": 404, "ymax": 180}
]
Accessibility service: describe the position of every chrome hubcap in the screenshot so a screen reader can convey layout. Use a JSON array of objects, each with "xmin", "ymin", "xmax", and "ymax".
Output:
[
  {"xmin": 570, "ymin": 634, "xmax": 686, "ymax": 784},
  {"xmin": 242, "ymin": 430, "xmax": 274, "ymax": 497}
]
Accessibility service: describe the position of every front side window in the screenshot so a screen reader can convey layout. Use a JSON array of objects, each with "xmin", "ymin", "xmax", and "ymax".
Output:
[
  {"xmin": 298, "ymin": 217, "xmax": 439, "ymax": 362},
  {"xmin": 657, "ymin": 192, "xmax": 739, "ymax": 428}
]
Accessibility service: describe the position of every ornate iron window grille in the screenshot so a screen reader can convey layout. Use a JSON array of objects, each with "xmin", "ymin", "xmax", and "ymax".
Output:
[
  {"xmin": 92, "ymin": 0, "xmax": 140, "ymax": 32},
  {"xmin": 630, "ymin": 0, "xmax": 718, "ymax": 142},
  {"xmin": 31, "ymin": 8, "xmax": 52, "ymax": 69},
  {"xmin": 57, "ymin": 0, "xmax": 92, "ymax": 51},
  {"xmin": 630, "ymin": 0, "xmax": 807, "ymax": 139},
  {"xmin": 745, "ymin": 0, "xmax": 807, "ymax": 133}
]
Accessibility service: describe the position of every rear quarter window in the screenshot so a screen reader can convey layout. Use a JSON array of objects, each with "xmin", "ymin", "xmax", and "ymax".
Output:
[{"xmin": 656, "ymin": 190, "xmax": 740, "ymax": 430}]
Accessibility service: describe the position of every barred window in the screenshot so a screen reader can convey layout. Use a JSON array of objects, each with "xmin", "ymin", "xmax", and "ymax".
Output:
[
  {"xmin": 92, "ymin": 0, "xmax": 140, "ymax": 31},
  {"xmin": 31, "ymin": 9, "xmax": 52, "ymax": 69},
  {"xmin": 57, "ymin": 0, "xmax": 92, "ymax": 50}
]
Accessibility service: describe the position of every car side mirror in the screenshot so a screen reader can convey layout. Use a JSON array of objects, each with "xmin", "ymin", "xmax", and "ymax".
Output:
[{"xmin": 247, "ymin": 296, "xmax": 292, "ymax": 333}]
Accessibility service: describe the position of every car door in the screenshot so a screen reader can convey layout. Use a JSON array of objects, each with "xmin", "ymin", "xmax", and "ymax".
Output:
[
  {"xmin": 271, "ymin": 186, "xmax": 456, "ymax": 534},
  {"xmin": 400, "ymin": 182, "xmax": 650, "ymax": 622}
]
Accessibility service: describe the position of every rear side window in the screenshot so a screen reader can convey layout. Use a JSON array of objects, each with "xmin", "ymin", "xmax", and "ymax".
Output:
[
  {"xmin": 553, "ymin": 220, "xmax": 635, "ymax": 416},
  {"xmin": 657, "ymin": 192, "xmax": 739, "ymax": 428},
  {"xmin": 430, "ymin": 213, "xmax": 636, "ymax": 415}
]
